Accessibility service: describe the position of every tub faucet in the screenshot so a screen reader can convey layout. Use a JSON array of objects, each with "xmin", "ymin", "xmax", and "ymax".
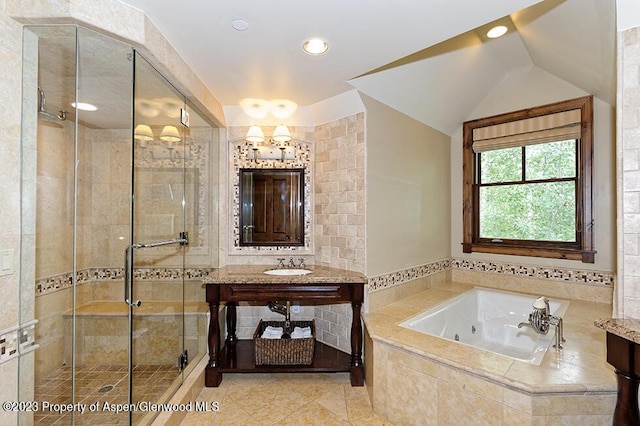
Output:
[{"xmin": 518, "ymin": 296, "xmax": 565, "ymax": 349}]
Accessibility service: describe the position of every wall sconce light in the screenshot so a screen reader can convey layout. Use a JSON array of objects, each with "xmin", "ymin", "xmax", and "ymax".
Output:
[
  {"xmin": 134, "ymin": 124, "xmax": 154, "ymax": 147},
  {"xmin": 160, "ymin": 125, "xmax": 181, "ymax": 142},
  {"xmin": 134, "ymin": 124, "xmax": 191, "ymax": 160},
  {"xmin": 245, "ymin": 125, "xmax": 295, "ymax": 162},
  {"xmin": 273, "ymin": 124, "xmax": 292, "ymax": 143}
]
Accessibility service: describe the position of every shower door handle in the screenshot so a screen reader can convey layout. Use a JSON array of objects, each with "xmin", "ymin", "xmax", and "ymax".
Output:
[
  {"xmin": 124, "ymin": 245, "xmax": 140, "ymax": 308},
  {"xmin": 123, "ymin": 232, "xmax": 189, "ymax": 307}
]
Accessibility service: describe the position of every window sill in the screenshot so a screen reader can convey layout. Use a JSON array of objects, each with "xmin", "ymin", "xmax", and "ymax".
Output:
[{"xmin": 463, "ymin": 242, "xmax": 595, "ymax": 263}]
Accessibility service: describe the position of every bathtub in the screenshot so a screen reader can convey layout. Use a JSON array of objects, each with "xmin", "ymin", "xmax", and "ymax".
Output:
[{"xmin": 398, "ymin": 287, "xmax": 569, "ymax": 365}]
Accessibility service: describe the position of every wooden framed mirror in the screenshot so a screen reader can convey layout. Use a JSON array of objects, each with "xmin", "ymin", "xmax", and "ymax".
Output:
[{"xmin": 239, "ymin": 168, "xmax": 304, "ymax": 246}]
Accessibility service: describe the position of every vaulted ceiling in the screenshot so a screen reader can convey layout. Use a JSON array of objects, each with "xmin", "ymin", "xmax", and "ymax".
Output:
[{"xmin": 119, "ymin": 0, "xmax": 616, "ymax": 135}]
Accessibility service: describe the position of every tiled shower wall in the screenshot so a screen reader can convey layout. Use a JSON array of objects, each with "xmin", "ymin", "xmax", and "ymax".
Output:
[
  {"xmin": 620, "ymin": 26, "xmax": 640, "ymax": 317},
  {"xmin": 1, "ymin": 4, "xmax": 30, "ymax": 421}
]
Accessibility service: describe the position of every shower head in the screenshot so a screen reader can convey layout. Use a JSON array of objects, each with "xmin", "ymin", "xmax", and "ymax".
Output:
[{"xmin": 37, "ymin": 86, "xmax": 67, "ymax": 124}]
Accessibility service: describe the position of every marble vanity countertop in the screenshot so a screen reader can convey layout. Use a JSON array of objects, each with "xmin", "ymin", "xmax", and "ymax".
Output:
[
  {"xmin": 595, "ymin": 317, "xmax": 640, "ymax": 345},
  {"xmin": 203, "ymin": 264, "xmax": 367, "ymax": 284}
]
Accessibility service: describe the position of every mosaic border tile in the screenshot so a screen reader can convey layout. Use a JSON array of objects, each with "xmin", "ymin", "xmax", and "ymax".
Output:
[
  {"xmin": 367, "ymin": 257, "xmax": 615, "ymax": 293},
  {"xmin": 451, "ymin": 258, "xmax": 615, "ymax": 286},
  {"xmin": 35, "ymin": 267, "xmax": 214, "ymax": 296},
  {"xmin": 229, "ymin": 137, "xmax": 314, "ymax": 253},
  {"xmin": 0, "ymin": 320, "xmax": 38, "ymax": 366},
  {"xmin": 368, "ymin": 259, "xmax": 451, "ymax": 293}
]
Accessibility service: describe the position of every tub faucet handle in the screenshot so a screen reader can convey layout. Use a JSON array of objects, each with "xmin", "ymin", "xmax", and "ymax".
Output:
[{"xmin": 532, "ymin": 297, "xmax": 547, "ymax": 310}]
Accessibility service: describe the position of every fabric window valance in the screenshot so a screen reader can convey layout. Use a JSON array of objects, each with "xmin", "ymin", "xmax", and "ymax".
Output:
[{"xmin": 472, "ymin": 109, "xmax": 581, "ymax": 153}]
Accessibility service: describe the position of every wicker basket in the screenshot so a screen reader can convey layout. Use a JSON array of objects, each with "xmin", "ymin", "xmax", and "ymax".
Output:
[{"xmin": 254, "ymin": 320, "xmax": 315, "ymax": 366}]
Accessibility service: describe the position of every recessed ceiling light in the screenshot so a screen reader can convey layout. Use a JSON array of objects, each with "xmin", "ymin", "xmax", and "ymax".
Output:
[
  {"xmin": 302, "ymin": 38, "xmax": 329, "ymax": 55},
  {"xmin": 232, "ymin": 19, "xmax": 249, "ymax": 31},
  {"xmin": 71, "ymin": 102, "xmax": 98, "ymax": 111},
  {"xmin": 487, "ymin": 25, "xmax": 508, "ymax": 39}
]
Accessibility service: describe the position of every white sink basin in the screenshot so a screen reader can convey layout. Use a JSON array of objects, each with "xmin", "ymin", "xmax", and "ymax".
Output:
[{"xmin": 263, "ymin": 268, "xmax": 312, "ymax": 276}]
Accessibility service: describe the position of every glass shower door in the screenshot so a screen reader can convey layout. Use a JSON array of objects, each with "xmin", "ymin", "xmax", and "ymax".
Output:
[{"xmin": 128, "ymin": 52, "xmax": 188, "ymax": 424}]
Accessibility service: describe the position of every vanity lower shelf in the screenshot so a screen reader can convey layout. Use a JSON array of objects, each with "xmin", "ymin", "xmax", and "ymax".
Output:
[
  {"xmin": 204, "ymin": 275, "xmax": 366, "ymax": 387},
  {"xmin": 219, "ymin": 340, "xmax": 352, "ymax": 373}
]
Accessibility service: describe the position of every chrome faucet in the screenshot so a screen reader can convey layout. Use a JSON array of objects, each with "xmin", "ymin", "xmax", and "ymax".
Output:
[
  {"xmin": 287, "ymin": 257, "xmax": 296, "ymax": 268},
  {"xmin": 298, "ymin": 258, "xmax": 306, "ymax": 268},
  {"xmin": 518, "ymin": 296, "xmax": 565, "ymax": 349},
  {"xmin": 277, "ymin": 258, "xmax": 285, "ymax": 268}
]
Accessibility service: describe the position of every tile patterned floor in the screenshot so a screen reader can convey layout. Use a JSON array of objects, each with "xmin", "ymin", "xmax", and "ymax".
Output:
[
  {"xmin": 182, "ymin": 373, "xmax": 393, "ymax": 425},
  {"xmin": 34, "ymin": 368, "xmax": 391, "ymax": 425},
  {"xmin": 34, "ymin": 364, "xmax": 178, "ymax": 425}
]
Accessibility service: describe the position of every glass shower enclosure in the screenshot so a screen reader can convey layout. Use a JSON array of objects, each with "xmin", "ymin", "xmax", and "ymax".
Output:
[{"xmin": 20, "ymin": 25, "xmax": 217, "ymax": 425}]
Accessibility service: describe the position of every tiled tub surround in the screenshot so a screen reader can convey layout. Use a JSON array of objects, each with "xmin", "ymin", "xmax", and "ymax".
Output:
[
  {"xmin": 365, "ymin": 257, "xmax": 614, "ymax": 317},
  {"xmin": 364, "ymin": 281, "xmax": 616, "ymax": 425}
]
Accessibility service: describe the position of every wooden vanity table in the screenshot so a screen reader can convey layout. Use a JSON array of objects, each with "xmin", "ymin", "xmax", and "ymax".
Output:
[
  {"xmin": 204, "ymin": 265, "xmax": 366, "ymax": 387},
  {"xmin": 595, "ymin": 318, "xmax": 640, "ymax": 425}
]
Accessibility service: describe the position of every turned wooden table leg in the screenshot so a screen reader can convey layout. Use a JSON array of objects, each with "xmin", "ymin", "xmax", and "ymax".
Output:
[
  {"xmin": 350, "ymin": 297, "xmax": 364, "ymax": 386},
  {"xmin": 226, "ymin": 302, "xmax": 238, "ymax": 347},
  {"xmin": 614, "ymin": 371, "xmax": 640, "ymax": 426},
  {"xmin": 205, "ymin": 285, "xmax": 221, "ymax": 387}
]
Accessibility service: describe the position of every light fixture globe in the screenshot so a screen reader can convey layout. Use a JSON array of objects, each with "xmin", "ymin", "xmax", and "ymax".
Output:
[
  {"xmin": 160, "ymin": 125, "xmax": 181, "ymax": 142},
  {"xmin": 245, "ymin": 125, "xmax": 265, "ymax": 143},
  {"xmin": 272, "ymin": 124, "xmax": 292, "ymax": 143},
  {"xmin": 134, "ymin": 124, "xmax": 154, "ymax": 141}
]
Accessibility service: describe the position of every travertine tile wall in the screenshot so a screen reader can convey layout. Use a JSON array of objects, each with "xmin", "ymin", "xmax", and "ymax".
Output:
[
  {"xmin": 35, "ymin": 122, "xmax": 77, "ymax": 278},
  {"xmin": 0, "ymin": 3, "xmax": 28, "ymax": 421},
  {"xmin": 370, "ymin": 342, "xmax": 615, "ymax": 425},
  {"xmin": 314, "ymin": 113, "xmax": 366, "ymax": 352},
  {"xmin": 620, "ymin": 26, "xmax": 640, "ymax": 317},
  {"xmin": 314, "ymin": 113, "xmax": 366, "ymax": 272}
]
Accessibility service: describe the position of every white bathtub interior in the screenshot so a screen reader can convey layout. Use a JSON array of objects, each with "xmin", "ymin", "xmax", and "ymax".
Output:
[{"xmin": 399, "ymin": 287, "xmax": 570, "ymax": 365}]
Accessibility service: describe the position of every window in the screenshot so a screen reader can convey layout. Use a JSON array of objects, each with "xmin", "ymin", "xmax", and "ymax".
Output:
[{"xmin": 462, "ymin": 96, "xmax": 594, "ymax": 263}]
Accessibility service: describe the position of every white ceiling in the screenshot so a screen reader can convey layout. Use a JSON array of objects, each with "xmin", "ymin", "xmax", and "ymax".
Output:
[{"xmin": 51, "ymin": 0, "xmax": 615, "ymax": 135}]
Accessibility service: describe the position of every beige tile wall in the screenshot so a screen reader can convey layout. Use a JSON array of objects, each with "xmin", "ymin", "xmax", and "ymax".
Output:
[
  {"xmin": 0, "ymin": 1, "xmax": 29, "ymax": 416},
  {"xmin": 620, "ymin": 26, "xmax": 640, "ymax": 317},
  {"xmin": 314, "ymin": 113, "xmax": 366, "ymax": 273},
  {"xmin": 313, "ymin": 113, "xmax": 366, "ymax": 353},
  {"xmin": 222, "ymin": 117, "xmax": 366, "ymax": 353},
  {"xmin": 366, "ymin": 271, "xmax": 450, "ymax": 313},
  {"xmin": 35, "ymin": 278, "xmax": 206, "ymax": 379},
  {"xmin": 370, "ymin": 342, "xmax": 615, "ymax": 425}
]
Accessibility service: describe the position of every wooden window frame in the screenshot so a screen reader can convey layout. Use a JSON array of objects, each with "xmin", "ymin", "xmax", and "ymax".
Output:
[{"xmin": 462, "ymin": 96, "xmax": 595, "ymax": 263}]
